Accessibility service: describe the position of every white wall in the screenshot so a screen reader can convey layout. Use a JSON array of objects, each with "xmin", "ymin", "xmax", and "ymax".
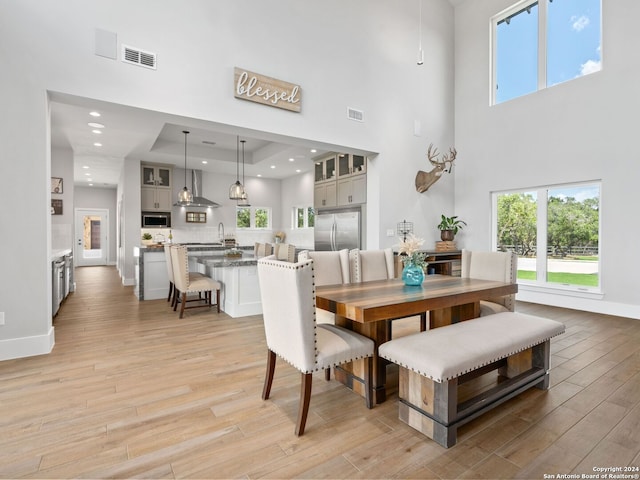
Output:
[
  {"xmin": 454, "ymin": 0, "xmax": 640, "ymax": 318},
  {"xmin": 74, "ymin": 186, "xmax": 118, "ymax": 264},
  {"xmin": 0, "ymin": 0, "xmax": 456, "ymax": 359}
]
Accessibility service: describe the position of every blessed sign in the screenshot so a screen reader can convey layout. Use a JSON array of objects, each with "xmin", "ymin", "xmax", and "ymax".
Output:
[{"xmin": 234, "ymin": 67, "xmax": 301, "ymax": 113}]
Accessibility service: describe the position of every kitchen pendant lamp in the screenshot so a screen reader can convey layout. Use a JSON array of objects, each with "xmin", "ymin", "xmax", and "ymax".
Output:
[
  {"xmin": 229, "ymin": 135, "xmax": 244, "ymax": 200},
  {"xmin": 237, "ymin": 139, "xmax": 251, "ymax": 206},
  {"xmin": 177, "ymin": 130, "xmax": 193, "ymax": 205}
]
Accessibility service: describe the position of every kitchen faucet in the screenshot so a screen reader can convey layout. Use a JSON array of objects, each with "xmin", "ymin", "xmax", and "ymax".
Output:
[{"xmin": 218, "ymin": 222, "xmax": 225, "ymax": 244}]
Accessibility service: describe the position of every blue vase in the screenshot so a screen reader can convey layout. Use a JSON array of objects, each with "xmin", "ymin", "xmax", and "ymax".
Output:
[{"xmin": 402, "ymin": 262, "xmax": 425, "ymax": 286}]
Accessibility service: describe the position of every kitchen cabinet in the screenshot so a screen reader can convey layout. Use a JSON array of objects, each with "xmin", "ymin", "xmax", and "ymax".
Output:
[
  {"xmin": 337, "ymin": 154, "xmax": 366, "ymax": 177},
  {"xmin": 141, "ymin": 164, "xmax": 172, "ymax": 211},
  {"xmin": 314, "ymin": 155, "xmax": 337, "ymax": 183},
  {"xmin": 337, "ymin": 175, "xmax": 366, "ymax": 205},
  {"xmin": 314, "ymin": 181, "xmax": 337, "ymax": 208}
]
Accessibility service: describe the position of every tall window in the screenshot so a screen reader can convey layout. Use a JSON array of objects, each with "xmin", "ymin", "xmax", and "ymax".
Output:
[
  {"xmin": 292, "ymin": 206, "xmax": 315, "ymax": 229},
  {"xmin": 492, "ymin": 0, "xmax": 601, "ymax": 104},
  {"xmin": 493, "ymin": 182, "xmax": 600, "ymax": 291},
  {"xmin": 236, "ymin": 206, "xmax": 271, "ymax": 229}
]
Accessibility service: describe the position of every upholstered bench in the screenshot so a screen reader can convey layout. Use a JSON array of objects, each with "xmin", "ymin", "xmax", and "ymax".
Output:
[{"xmin": 378, "ymin": 311, "xmax": 565, "ymax": 448}]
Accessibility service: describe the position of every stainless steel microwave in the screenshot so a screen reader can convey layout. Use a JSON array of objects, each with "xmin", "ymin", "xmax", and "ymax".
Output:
[{"xmin": 141, "ymin": 212, "xmax": 171, "ymax": 228}]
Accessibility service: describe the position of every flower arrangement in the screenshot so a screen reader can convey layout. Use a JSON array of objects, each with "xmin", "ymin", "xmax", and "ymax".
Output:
[
  {"xmin": 274, "ymin": 231, "xmax": 286, "ymax": 243},
  {"xmin": 397, "ymin": 234, "xmax": 428, "ymax": 270}
]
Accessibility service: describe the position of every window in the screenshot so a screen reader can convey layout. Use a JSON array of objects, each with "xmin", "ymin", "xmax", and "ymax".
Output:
[
  {"xmin": 493, "ymin": 182, "xmax": 600, "ymax": 292},
  {"xmin": 292, "ymin": 206, "xmax": 315, "ymax": 229},
  {"xmin": 492, "ymin": 0, "xmax": 601, "ymax": 104},
  {"xmin": 236, "ymin": 206, "xmax": 272, "ymax": 229}
]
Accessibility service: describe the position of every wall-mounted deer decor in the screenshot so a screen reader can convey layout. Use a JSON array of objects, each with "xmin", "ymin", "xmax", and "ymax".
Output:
[{"xmin": 415, "ymin": 143, "xmax": 457, "ymax": 193}]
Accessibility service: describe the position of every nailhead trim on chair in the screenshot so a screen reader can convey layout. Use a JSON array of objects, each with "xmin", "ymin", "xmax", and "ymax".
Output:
[{"xmin": 258, "ymin": 256, "xmax": 374, "ymax": 373}]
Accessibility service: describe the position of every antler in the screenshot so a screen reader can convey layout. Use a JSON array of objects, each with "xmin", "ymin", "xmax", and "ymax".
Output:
[{"xmin": 427, "ymin": 143, "xmax": 456, "ymax": 173}]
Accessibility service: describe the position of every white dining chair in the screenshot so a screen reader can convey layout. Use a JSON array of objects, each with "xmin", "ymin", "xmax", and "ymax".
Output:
[
  {"xmin": 461, "ymin": 249, "xmax": 518, "ymax": 316},
  {"xmin": 349, "ymin": 248, "xmax": 427, "ymax": 335},
  {"xmin": 257, "ymin": 255, "xmax": 374, "ymax": 436},
  {"xmin": 297, "ymin": 249, "xmax": 350, "ymax": 325}
]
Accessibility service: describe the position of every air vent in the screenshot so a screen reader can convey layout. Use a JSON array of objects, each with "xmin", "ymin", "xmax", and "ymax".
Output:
[
  {"xmin": 347, "ymin": 107, "xmax": 364, "ymax": 122},
  {"xmin": 121, "ymin": 44, "xmax": 157, "ymax": 70}
]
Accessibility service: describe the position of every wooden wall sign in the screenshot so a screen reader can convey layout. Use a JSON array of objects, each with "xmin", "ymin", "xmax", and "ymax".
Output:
[{"xmin": 234, "ymin": 67, "xmax": 301, "ymax": 113}]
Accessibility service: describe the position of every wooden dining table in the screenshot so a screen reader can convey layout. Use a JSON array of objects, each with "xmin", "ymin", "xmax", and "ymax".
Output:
[{"xmin": 315, "ymin": 274, "xmax": 518, "ymax": 404}]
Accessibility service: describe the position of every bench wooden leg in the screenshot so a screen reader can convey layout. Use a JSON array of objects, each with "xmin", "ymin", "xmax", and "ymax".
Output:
[{"xmin": 398, "ymin": 368, "xmax": 458, "ymax": 448}]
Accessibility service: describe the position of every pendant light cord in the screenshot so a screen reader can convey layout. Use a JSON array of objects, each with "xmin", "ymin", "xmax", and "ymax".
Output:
[{"xmin": 184, "ymin": 131, "xmax": 188, "ymax": 187}]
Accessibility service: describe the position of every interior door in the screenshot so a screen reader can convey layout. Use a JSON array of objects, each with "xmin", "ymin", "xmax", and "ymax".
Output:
[{"xmin": 74, "ymin": 208, "xmax": 108, "ymax": 266}]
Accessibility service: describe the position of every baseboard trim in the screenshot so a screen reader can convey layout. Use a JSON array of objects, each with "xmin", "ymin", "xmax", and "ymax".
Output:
[
  {"xmin": 0, "ymin": 326, "xmax": 55, "ymax": 361},
  {"xmin": 517, "ymin": 291, "xmax": 640, "ymax": 320}
]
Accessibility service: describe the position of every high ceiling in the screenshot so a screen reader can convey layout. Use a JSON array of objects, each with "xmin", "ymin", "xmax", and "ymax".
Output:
[{"xmin": 50, "ymin": 92, "xmax": 345, "ymax": 189}]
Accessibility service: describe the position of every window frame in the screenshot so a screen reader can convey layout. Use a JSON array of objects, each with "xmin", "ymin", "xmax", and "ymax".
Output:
[
  {"xmin": 490, "ymin": 0, "xmax": 602, "ymax": 105},
  {"xmin": 291, "ymin": 205, "xmax": 315, "ymax": 230},
  {"xmin": 236, "ymin": 205, "xmax": 272, "ymax": 230},
  {"xmin": 491, "ymin": 180, "xmax": 602, "ymax": 296}
]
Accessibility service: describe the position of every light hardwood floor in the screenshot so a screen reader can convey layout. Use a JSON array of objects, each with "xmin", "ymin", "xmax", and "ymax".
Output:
[{"xmin": 1, "ymin": 266, "xmax": 639, "ymax": 479}]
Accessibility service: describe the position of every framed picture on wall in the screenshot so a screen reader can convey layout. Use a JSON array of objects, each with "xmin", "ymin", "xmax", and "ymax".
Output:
[
  {"xmin": 51, "ymin": 199, "xmax": 63, "ymax": 215},
  {"xmin": 51, "ymin": 177, "xmax": 63, "ymax": 194}
]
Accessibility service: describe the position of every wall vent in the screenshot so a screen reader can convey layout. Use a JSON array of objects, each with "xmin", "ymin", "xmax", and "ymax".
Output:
[
  {"xmin": 347, "ymin": 107, "xmax": 364, "ymax": 122},
  {"xmin": 121, "ymin": 44, "xmax": 157, "ymax": 70}
]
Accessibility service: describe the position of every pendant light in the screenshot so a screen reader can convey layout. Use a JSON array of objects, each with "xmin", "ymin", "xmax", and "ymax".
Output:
[
  {"xmin": 238, "ymin": 139, "xmax": 251, "ymax": 206},
  {"xmin": 229, "ymin": 135, "xmax": 244, "ymax": 200},
  {"xmin": 177, "ymin": 130, "xmax": 193, "ymax": 205},
  {"xmin": 417, "ymin": 0, "xmax": 424, "ymax": 65}
]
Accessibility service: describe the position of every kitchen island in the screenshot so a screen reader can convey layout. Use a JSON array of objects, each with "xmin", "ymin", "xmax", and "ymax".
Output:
[{"xmin": 134, "ymin": 244, "xmax": 260, "ymax": 318}]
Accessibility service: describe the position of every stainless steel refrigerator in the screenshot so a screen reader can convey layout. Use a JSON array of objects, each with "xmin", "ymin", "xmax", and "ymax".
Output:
[{"xmin": 314, "ymin": 207, "xmax": 361, "ymax": 251}]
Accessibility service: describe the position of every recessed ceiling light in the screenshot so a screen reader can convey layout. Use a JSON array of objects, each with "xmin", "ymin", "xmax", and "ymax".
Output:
[
  {"xmin": 94, "ymin": 142, "xmax": 102, "ymax": 147},
  {"xmin": 83, "ymin": 165, "xmax": 90, "ymax": 169},
  {"xmin": 88, "ymin": 122, "xmax": 104, "ymax": 128},
  {"xmin": 257, "ymin": 174, "xmax": 262, "ymax": 177},
  {"xmin": 89, "ymin": 111, "xmax": 101, "ymax": 117},
  {"xmin": 92, "ymin": 129, "xmax": 102, "ymax": 134},
  {"xmin": 296, "ymin": 169, "xmax": 301, "ymax": 173},
  {"xmin": 87, "ymin": 178, "xmax": 93, "ymax": 182},
  {"xmin": 310, "ymin": 149, "xmax": 317, "ymax": 153},
  {"xmin": 289, "ymin": 158, "xmax": 295, "ymax": 162},
  {"xmin": 270, "ymin": 165, "xmax": 276, "ymax": 169},
  {"xmin": 89, "ymin": 183, "xmax": 94, "ymax": 186},
  {"xmin": 315, "ymin": 162, "xmax": 321, "ymax": 165},
  {"xmin": 202, "ymin": 160, "xmax": 208, "ymax": 164},
  {"xmin": 85, "ymin": 173, "xmax": 91, "ymax": 176}
]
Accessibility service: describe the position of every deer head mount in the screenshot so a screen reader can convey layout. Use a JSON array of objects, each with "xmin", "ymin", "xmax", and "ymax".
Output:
[{"xmin": 415, "ymin": 143, "xmax": 457, "ymax": 193}]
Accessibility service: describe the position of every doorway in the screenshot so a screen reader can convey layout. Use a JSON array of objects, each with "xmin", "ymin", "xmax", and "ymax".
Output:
[{"xmin": 75, "ymin": 208, "xmax": 109, "ymax": 266}]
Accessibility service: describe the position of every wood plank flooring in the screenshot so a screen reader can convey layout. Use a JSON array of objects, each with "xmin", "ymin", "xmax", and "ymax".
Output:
[{"xmin": 1, "ymin": 266, "xmax": 639, "ymax": 479}]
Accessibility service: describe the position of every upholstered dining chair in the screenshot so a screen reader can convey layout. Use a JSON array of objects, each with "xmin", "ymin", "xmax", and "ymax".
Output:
[
  {"xmin": 257, "ymin": 255, "xmax": 374, "ymax": 436},
  {"xmin": 461, "ymin": 249, "xmax": 518, "ymax": 316},
  {"xmin": 297, "ymin": 249, "xmax": 350, "ymax": 325},
  {"xmin": 170, "ymin": 245, "xmax": 221, "ymax": 318},
  {"xmin": 349, "ymin": 248, "xmax": 427, "ymax": 335}
]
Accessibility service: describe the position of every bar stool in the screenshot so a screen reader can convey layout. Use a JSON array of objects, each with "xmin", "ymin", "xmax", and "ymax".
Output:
[{"xmin": 170, "ymin": 245, "xmax": 221, "ymax": 318}]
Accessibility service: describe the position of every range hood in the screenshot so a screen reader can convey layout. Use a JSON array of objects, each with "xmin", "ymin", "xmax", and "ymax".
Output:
[{"xmin": 174, "ymin": 169, "xmax": 221, "ymax": 208}]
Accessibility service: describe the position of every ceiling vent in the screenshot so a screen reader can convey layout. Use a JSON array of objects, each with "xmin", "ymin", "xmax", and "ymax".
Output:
[
  {"xmin": 347, "ymin": 107, "xmax": 364, "ymax": 122},
  {"xmin": 121, "ymin": 44, "xmax": 157, "ymax": 70}
]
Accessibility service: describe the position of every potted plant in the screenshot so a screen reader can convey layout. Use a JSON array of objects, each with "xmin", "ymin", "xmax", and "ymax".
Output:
[
  {"xmin": 437, "ymin": 215, "xmax": 466, "ymax": 241},
  {"xmin": 141, "ymin": 232, "xmax": 153, "ymax": 245}
]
